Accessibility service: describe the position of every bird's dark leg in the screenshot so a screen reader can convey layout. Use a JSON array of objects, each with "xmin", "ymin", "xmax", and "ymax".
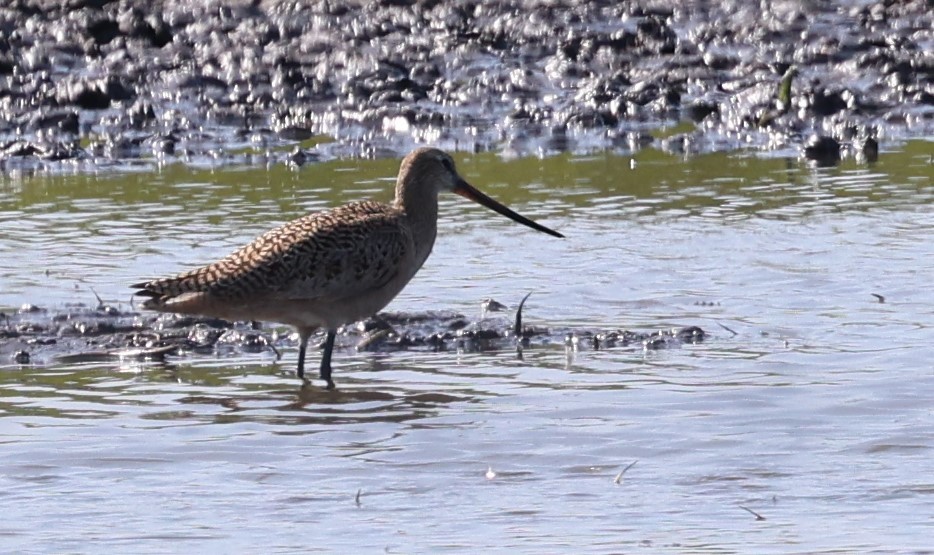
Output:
[
  {"xmin": 296, "ymin": 330, "xmax": 311, "ymax": 381},
  {"xmin": 320, "ymin": 329, "xmax": 337, "ymax": 390}
]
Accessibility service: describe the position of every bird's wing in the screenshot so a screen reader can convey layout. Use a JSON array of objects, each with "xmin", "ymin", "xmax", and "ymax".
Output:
[
  {"xmin": 134, "ymin": 201, "xmax": 412, "ymax": 305},
  {"xmin": 272, "ymin": 206, "xmax": 413, "ymax": 302}
]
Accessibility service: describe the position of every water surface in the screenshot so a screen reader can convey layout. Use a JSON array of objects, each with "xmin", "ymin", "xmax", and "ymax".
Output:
[{"xmin": 1, "ymin": 142, "xmax": 932, "ymax": 553}]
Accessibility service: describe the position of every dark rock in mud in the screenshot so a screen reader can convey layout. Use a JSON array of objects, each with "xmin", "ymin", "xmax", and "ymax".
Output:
[
  {"xmin": 804, "ymin": 135, "xmax": 842, "ymax": 165},
  {"xmin": 685, "ymin": 102, "xmax": 718, "ymax": 124},
  {"xmin": 87, "ymin": 17, "xmax": 121, "ymax": 45},
  {"xmin": 0, "ymin": 0, "xmax": 930, "ymax": 170},
  {"xmin": 35, "ymin": 111, "xmax": 81, "ymax": 135},
  {"xmin": 860, "ymin": 137, "xmax": 879, "ymax": 163},
  {"xmin": 62, "ymin": 78, "xmax": 134, "ymax": 110}
]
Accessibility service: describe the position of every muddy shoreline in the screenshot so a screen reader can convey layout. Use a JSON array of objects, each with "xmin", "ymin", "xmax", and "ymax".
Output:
[
  {"xmin": 0, "ymin": 0, "xmax": 931, "ymax": 171},
  {"xmin": 0, "ymin": 298, "xmax": 706, "ymax": 373}
]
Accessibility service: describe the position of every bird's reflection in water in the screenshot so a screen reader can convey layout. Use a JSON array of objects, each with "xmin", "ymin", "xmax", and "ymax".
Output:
[{"xmin": 144, "ymin": 357, "xmax": 479, "ymax": 428}]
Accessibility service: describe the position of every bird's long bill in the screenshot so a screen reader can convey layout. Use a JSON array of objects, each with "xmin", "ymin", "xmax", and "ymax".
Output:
[{"xmin": 453, "ymin": 178, "xmax": 564, "ymax": 238}]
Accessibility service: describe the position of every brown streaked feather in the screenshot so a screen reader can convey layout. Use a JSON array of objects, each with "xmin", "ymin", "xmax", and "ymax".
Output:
[{"xmin": 134, "ymin": 200, "xmax": 411, "ymax": 309}]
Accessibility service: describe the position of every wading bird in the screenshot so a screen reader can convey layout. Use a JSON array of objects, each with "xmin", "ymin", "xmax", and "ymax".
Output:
[{"xmin": 133, "ymin": 147, "xmax": 563, "ymax": 388}]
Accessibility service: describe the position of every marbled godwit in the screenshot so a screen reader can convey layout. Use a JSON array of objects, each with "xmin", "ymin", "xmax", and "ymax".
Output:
[{"xmin": 133, "ymin": 147, "xmax": 563, "ymax": 388}]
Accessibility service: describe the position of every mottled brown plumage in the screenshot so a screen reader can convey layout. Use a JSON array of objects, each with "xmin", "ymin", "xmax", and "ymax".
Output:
[
  {"xmin": 135, "ymin": 200, "xmax": 411, "ymax": 325},
  {"xmin": 133, "ymin": 147, "xmax": 563, "ymax": 388}
]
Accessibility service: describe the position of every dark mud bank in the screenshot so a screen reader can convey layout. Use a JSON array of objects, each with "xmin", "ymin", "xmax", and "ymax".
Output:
[
  {"xmin": 1, "ymin": 0, "xmax": 931, "ymax": 170},
  {"xmin": 1, "ymin": 299, "xmax": 706, "ymax": 374}
]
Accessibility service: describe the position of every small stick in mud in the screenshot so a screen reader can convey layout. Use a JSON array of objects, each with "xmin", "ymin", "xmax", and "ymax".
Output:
[
  {"xmin": 738, "ymin": 505, "xmax": 766, "ymax": 521},
  {"xmin": 262, "ymin": 335, "xmax": 282, "ymax": 361},
  {"xmin": 515, "ymin": 291, "xmax": 534, "ymax": 360},
  {"xmin": 514, "ymin": 291, "xmax": 533, "ymax": 337},
  {"xmin": 758, "ymin": 65, "xmax": 798, "ymax": 127},
  {"xmin": 89, "ymin": 287, "xmax": 105, "ymax": 309}
]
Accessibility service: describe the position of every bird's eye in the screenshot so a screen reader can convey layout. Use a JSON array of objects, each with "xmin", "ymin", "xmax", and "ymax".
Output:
[{"xmin": 441, "ymin": 156, "xmax": 455, "ymax": 172}]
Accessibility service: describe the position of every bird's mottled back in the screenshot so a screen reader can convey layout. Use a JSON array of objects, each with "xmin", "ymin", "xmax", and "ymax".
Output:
[{"xmin": 134, "ymin": 200, "xmax": 411, "ymax": 308}]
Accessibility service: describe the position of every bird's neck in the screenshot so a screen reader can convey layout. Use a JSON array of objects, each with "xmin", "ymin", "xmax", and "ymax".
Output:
[{"xmin": 395, "ymin": 180, "xmax": 439, "ymax": 266}]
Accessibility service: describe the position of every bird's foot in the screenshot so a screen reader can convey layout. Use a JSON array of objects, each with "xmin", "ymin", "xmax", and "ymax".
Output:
[{"xmin": 320, "ymin": 367, "xmax": 335, "ymax": 390}]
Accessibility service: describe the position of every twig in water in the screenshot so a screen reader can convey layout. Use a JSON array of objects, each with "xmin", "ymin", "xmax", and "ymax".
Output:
[
  {"xmin": 355, "ymin": 488, "xmax": 362, "ymax": 507},
  {"xmin": 716, "ymin": 321, "xmax": 738, "ymax": 336},
  {"xmin": 739, "ymin": 505, "xmax": 766, "ymax": 521},
  {"xmin": 614, "ymin": 460, "xmax": 638, "ymax": 484},
  {"xmin": 871, "ymin": 293, "xmax": 885, "ymax": 303}
]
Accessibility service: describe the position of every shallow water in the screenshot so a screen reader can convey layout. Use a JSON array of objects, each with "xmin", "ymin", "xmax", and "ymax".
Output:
[{"xmin": 1, "ymin": 142, "xmax": 933, "ymax": 553}]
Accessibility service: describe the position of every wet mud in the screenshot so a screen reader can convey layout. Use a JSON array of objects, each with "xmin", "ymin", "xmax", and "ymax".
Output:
[
  {"xmin": 0, "ymin": 298, "xmax": 705, "ymax": 373},
  {"xmin": 0, "ymin": 0, "xmax": 931, "ymax": 171}
]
